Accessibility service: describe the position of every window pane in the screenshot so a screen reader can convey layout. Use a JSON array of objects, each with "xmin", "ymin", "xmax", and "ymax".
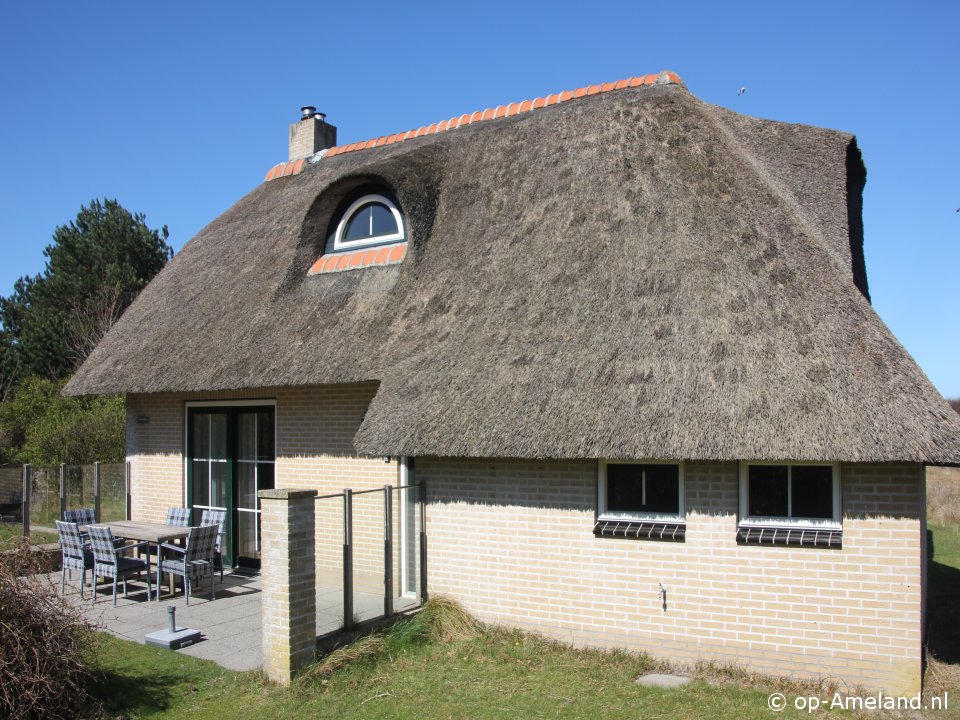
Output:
[
  {"xmin": 237, "ymin": 463, "xmax": 256, "ymax": 510},
  {"xmin": 370, "ymin": 203, "xmax": 398, "ymax": 236},
  {"xmin": 607, "ymin": 464, "xmax": 679, "ymax": 515},
  {"xmin": 191, "ymin": 461, "xmax": 209, "ymax": 506},
  {"xmin": 257, "ymin": 411, "xmax": 275, "ymax": 461},
  {"xmin": 237, "ymin": 412, "xmax": 256, "ymax": 461},
  {"xmin": 791, "ymin": 466, "xmax": 834, "ymax": 519},
  {"xmin": 211, "ymin": 461, "xmax": 228, "ymax": 508},
  {"xmin": 607, "ymin": 464, "xmax": 643, "ymax": 512},
  {"xmin": 748, "ymin": 465, "xmax": 788, "ymax": 517},
  {"xmin": 343, "ymin": 206, "xmax": 372, "ymax": 241},
  {"xmin": 192, "ymin": 414, "xmax": 209, "ymax": 459},
  {"xmin": 210, "ymin": 414, "xmax": 228, "ymax": 460},
  {"xmin": 643, "ymin": 465, "xmax": 680, "ymax": 514},
  {"xmin": 237, "ymin": 511, "xmax": 259, "ymax": 560}
]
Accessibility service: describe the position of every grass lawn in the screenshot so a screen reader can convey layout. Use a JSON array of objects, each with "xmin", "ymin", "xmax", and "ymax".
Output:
[
  {"xmin": 90, "ymin": 628, "xmax": 833, "ymax": 720},
  {"xmin": 85, "ymin": 526, "xmax": 960, "ymax": 720},
  {"xmin": 928, "ymin": 524, "xmax": 960, "ymax": 675}
]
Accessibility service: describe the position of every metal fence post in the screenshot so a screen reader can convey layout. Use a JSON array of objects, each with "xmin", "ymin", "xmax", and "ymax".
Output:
[
  {"xmin": 343, "ymin": 488, "xmax": 353, "ymax": 631},
  {"xmin": 124, "ymin": 461, "xmax": 131, "ymax": 520},
  {"xmin": 419, "ymin": 480, "xmax": 428, "ymax": 603},
  {"xmin": 59, "ymin": 463, "xmax": 66, "ymax": 522},
  {"xmin": 22, "ymin": 464, "xmax": 31, "ymax": 539},
  {"xmin": 93, "ymin": 461, "xmax": 101, "ymax": 523},
  {"xmin": 384, "ymin": 484, "xmax": 394, "ymax": 618}
]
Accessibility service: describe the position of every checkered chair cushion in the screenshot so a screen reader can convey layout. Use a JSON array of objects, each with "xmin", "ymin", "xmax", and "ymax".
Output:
[
  {"xmin": 166, "ymin": 507, "xmax": 191, "ymax": 527},
  {"xmin": 63, "ymin": 508, "xmax": 95, "ymax": 525},
  {"xmin": 56, "ymin": 520, "xmax": 92, "ymax": 573},
  {"xmin": 158, "ymin": 524, "xmax": 219, "ymax": 604},
  {"xmin": 56, "ymin": 520, "xmax": 93, "ymax": 597},
  {"xmin": 200, "ymin": 509, "xmax": 227, "ymax": 578},
  {"xmin": 87, "ymin": 525, "xmax": 151, "ymax": 604}
]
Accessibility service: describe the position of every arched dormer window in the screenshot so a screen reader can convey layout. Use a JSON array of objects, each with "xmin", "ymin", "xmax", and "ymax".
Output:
[{"xmin": 333, "ymin": 194, "xmax": 405, "ymax": 251}]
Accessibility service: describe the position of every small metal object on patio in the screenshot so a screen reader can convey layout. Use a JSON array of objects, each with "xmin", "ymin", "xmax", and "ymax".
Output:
[{"xmin": 144, "ymin": 606, "xmax": 202, "ymax": 650}]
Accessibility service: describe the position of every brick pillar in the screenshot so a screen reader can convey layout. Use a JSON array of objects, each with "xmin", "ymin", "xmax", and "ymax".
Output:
[{"xmin": 259, "ymin": 488, "xmax": 317, "ymax": 684}]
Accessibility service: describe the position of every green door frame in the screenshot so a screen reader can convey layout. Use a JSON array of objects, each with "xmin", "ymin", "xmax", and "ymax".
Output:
[
  {"xmin": 185, "ymin": 403, "xmax": 275, "ymax": 569},
  {"xmin": 186, "ymin": 407, "xmax": 236, "ymax": 566}
]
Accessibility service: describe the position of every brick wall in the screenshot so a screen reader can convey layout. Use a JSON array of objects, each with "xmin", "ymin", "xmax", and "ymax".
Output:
[
  {"xmin": 128, "ymin": 391, "xmax": 925, "ymax": 693},
  {"xmin": 126, "ymin": 393, "xmax": 184, "ymax": 521},
  {"xmin": 417, "ymin": 458, "xmax": 924, "ymax": 695},
  {"xmin": 126, "ymin": 384, "xmax": 402, "ymax": 599}
]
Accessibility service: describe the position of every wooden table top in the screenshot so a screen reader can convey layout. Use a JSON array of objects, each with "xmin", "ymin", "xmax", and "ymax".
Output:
[{"xmin": 91, "ymin": 520, "xmax": 191, "ymax": 544}]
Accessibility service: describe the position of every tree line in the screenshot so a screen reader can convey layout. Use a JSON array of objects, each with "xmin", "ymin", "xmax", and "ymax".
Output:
[{"xmin": 0, "ymin": 199, "xmax": 172, "ymax": 466}]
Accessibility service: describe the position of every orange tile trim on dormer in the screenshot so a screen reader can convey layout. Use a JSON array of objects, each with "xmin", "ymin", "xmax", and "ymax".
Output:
[
  {"xmin": 264, "ymin": 70, "xmax": 683, "ymax": 182},
  {"xmin": 307, "ymin": 242, "xmax": 408, "ymax": 275}
]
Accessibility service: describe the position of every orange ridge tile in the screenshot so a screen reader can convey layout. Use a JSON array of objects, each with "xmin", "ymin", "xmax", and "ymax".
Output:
[{"xmin": 265, "ymin": 71, "xmax": 683, "ymax": 181}]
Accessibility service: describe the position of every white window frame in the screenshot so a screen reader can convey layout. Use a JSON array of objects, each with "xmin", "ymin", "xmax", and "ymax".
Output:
[
  {"xmin": 738, "ymin": 461, "xmax": 841, "ymax": 530},
  {"xmin": 398, "ymin": 456, "xmax": 417, "ymax": 599},
  {"xmin": 597, "ymin": 459, "xmax": 685, "ymax": 523},
  {"xmin": 333, "ymin": 193, "xmax": 405, "ymax": 251}
]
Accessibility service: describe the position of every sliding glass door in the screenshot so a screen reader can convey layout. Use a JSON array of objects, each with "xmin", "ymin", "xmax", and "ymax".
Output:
[
  {"xmin": 187, "ymin": 405, "xmax": 275, "ymax": 569},
  {"xmin": 235, "ymin": 409, "xmax": 275, "ymax": 567}
]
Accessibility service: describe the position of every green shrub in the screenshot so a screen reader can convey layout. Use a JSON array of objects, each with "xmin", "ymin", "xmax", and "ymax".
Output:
[{"xmin": 0, "ymin": 375, "xmax": 124, "ymax": 466}]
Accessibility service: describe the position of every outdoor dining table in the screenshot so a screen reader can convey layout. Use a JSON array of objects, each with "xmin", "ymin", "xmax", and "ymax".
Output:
[{"xmin": 87, "ymin": 520, "xmax": 191, "ymax": 597}]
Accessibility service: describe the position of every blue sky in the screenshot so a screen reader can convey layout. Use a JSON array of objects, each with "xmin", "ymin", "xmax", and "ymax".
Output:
[{"xmin": 0, "ymin": 1, "xmax": 957, "ymax": 397}]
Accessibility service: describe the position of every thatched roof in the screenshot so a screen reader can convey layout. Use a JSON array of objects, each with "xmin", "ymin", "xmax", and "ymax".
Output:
[{"xmin": 65, "ymin": 72, "xmax": 960, "ymax": 464}]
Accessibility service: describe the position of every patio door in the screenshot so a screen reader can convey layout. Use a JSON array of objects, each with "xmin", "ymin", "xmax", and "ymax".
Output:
[
  {"xmin": 187, "ymin": 405, "xmax": 275, "ymax": 569},
  {"xmin": 234, "ymin": 409, "xmax": 275, "ymax": 568}
]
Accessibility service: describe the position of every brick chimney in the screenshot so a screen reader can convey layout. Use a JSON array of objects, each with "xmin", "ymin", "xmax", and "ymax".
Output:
[{"xmin": 289, "ymin": 106, "xmax": 337, "ymax": 161}]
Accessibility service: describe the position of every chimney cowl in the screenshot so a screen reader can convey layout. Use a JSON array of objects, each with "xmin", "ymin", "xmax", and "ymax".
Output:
[{"xmin": 289, "ymin": 108, "xmax": 337, "ymax": 161}]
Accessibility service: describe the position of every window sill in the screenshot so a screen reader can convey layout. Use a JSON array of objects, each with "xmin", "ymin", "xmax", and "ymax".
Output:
[
  {"xmin": 593, "ymin": 519, "xmax": 685, "ymax": 542},
  {"xmin": 736, "ymin": 525, "xmax": 841, "ymax": 549}
]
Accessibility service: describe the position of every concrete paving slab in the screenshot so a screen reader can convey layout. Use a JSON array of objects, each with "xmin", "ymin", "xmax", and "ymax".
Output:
[
  {"xmin": 635, "ymin": 673, "xmax": 692, "ymax": 688},
  {"xmin": 56, "ymin": 569, "xmax": 419, "ymax": 673}
]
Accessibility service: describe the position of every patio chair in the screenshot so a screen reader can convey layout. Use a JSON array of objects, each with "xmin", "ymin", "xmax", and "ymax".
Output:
[
  {"xmin": 200, "ymin": 508, "xmax": 227, "ymax": 582},
  {"xmin": 157, "ymin": 523, "xmax": 218, "ymax": 605},
  {"xmin": 166, "ymin": 507, "xmax": 191, "ymax": 527},
  {"xmin": 63, "ymin": 508, "xmax": 95, "ymax": 525},
  {"xmin": 55, "ymin": 520, "xmax": 93, "ymax": 597},
  {"xmin": 88, "ymin": 525, "xmax": 152, "ymax": 605}
]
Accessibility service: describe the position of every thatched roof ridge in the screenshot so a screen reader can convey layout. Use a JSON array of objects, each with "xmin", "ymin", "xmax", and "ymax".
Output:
[
  {"xmin": 263, "ymin": 71, "xmax": 684, "ymax": 182},
  {"xmin": 65, "ymin": 77, "xmax": 960, "ymax": 463}
]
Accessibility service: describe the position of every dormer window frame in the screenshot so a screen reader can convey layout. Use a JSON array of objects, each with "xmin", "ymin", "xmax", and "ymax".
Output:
[{"xmin": 332, "ymin": 193, "xmax": 405, "ymax": 252}]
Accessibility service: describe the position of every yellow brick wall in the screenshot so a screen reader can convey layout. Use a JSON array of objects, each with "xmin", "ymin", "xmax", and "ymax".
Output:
[
  {"xmin": 126, "ymin": 384, "xmax": 401, "ymax": 595},
  {"xmin": 417, "ymin": 458, "xmax": 924, "ymax": 695},
  {"xmin": 128, "ymin": 391, "xmax": 925, "ymax": 693}
]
